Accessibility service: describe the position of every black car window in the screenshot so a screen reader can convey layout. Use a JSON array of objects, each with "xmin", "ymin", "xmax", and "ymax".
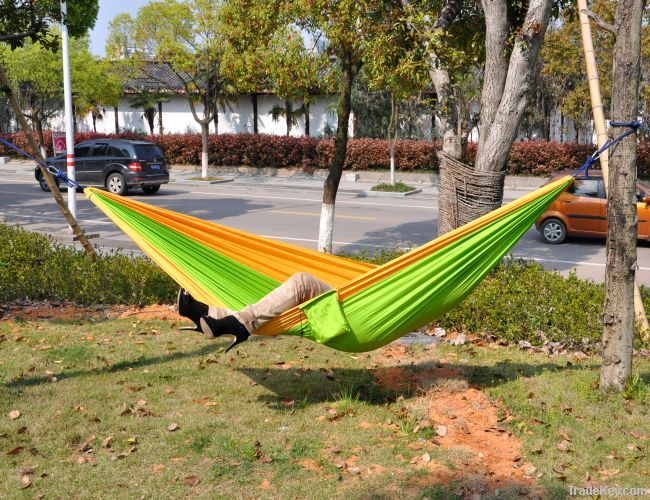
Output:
[
  {"xmin": 133, "ymin": 144, "xmax": 163, "ymax": 161},
  {"xmin": 74, "ymin": 144, "xmax": 91, "ymax": 158},
  {"xmin": 569, "ymin": 179, "xmax": 602, "ymax": 198},
  {"xmin": 108, "ymin": 145, "xmax": 132, "ymax": 158},
  {"xmin": 91, "ymin": 144, "xmax": 109, "ymax": 157}
]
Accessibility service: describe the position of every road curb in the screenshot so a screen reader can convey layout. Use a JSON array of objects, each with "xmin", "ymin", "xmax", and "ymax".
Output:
[{"xmin": 172, "ymin": 178, "xmax": 234, "ymax": 186}]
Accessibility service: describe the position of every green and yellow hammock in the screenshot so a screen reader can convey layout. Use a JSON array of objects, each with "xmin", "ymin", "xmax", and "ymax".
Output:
[{"xmin": 84, "ymin": 175, "xmax": 572, "ymax": 352}]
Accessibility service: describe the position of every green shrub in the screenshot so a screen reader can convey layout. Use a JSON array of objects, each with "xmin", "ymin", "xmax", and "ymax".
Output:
[
  {"xmin": 439, "ymin": 259, "xmax": 650, "ymax": 350},
  {"xmin": 370, "ymin": 182, "xmax": 415, "ymax": 192},
  {"xmin": 0, "ymin": 224, "xmax": 176, "ymax": 306}
]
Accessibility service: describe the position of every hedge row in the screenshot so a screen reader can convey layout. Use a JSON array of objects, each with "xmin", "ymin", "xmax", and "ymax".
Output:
[{"xmin": 2, "ymin": 130, "xmax": 649, "ymax": 176}]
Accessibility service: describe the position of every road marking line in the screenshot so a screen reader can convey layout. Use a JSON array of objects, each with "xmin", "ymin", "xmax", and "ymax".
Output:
[
  {"xmin": 0, "ymin": 212, "xmax": 112, "ymax": 224},
  {"xmin": 189, "ymin": 190, "xmax": 436, "ymax": 209},
  {"xmin": 270, "ymin": 210, "xmax": 376, "ymax": 220}
]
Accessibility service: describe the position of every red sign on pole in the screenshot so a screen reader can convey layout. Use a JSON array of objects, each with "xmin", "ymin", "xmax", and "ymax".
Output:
[{"xmin": 52, "ymin": 131, "xmax": 67, "ymax": 155}]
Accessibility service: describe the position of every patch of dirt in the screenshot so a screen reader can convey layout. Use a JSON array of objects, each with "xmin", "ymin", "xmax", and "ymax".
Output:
[
  {"xmin": 0, "ymin": 300, "xmax": 180, "ymax": 323},
  {"xmin": 372, "ymin": 345, "xmax": 540, "ymax": 498}
]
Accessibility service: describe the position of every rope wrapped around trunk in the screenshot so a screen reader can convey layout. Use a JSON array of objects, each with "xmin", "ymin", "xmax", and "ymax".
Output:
[{"xmin": 437, "ymin": 152, "xmax": 506, "ymax": 235}]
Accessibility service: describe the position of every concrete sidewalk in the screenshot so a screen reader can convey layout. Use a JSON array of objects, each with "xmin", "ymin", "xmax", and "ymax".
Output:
[{"xmin": 3, "ymin": 158, "xmax": 547, "ymax": 199}]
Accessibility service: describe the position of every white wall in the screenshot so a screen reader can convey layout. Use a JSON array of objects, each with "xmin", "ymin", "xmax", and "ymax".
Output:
[{"xmin": 68, "ymin": 93, "xmax": 342, "ymax": 137}]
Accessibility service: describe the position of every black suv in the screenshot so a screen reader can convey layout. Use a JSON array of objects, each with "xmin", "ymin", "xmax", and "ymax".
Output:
[{"xmin": 36, "ymin": 139, "xmax": 170, "ymax": 195}]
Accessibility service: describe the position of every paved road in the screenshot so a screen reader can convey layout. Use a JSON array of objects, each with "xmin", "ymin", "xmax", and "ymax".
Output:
[{"xmin": 3, "ymin": 170, "xmax": 650, "ymax": 285}]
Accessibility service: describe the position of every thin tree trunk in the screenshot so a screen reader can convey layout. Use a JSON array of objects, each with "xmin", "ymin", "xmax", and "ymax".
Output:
[
  {"xmin": 304, "ymin": 101, "xmax": 310, "ymax": 137},
  {"xmin": 213, "ymin": 111, "xmax": 219, "ymax": 135},
  {"xmin": 201, "ymin": 122, "xmax": 209, "ymax": 179},
  {"xmin": 114, "ymin": 106, "xmax": 119, "ymax": 134},
  {"xmin": 0, "ymin": 64, "xmax": 96, "ymax": 257},
  {"xmin": 252, "ymin": 93, "xmax": 258, "ymax": 134},
  {"xmin": 388, "ymin": 93, "xmax": 398, "ymax": 185},
  {"xmin": 285, "ymin": 100, "xmax": 292, "ymax": 136},
  {"xmin": 318, "ymin": 52, "xmax": 360, "ymax": 253},
  {"xmin": 35, "ymin": 117, "xmax": 46, "ymax": 157},
  {"xmin": 600, "ymin": 0, "xmax": 643, "ymax": 393},
  {"xmin": 158, "ymin": 101, "xmax": 163, "ymax": 135}
]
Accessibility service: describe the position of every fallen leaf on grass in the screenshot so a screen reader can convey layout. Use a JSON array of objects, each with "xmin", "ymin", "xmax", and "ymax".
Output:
[
  {"xmin": 556, "ymin": 440, "xmax": 571, "ymax": 452},
  {"xmin": 19, "ymin": 474, "xmax": 31, "ymax": 489},
  {"xmin": 167, "ymin": 423, "xmax": 179, "ymax": 432},
  {"xmin": 164, "ymin": 387, "xmax": 175, "ymax": 394},
  {"xmin": 152, "ymin": 464, "xmax": 165, "ymax": 473},
  {"xmin": 127, "ymin": 437, "xmax": 137, "ymax": 445},
  {"xmin": 260, "ymin": 479, "xmax": 271, "ymax": 489},
  {"xmin": 8, "ymin": 410, "xmax": 21, "ymax": 420},
  {"xmin": 184, "ymin": 475, "xmax": 200, "ymax": 486},
  {"xmin": 558, "ymin": 431, "xmax": 571, "ymax": 442},
  {"xmin": 599, "ymin": 469, "xmax": 620, "ymax": 477},
  {"xmin": 101, "ymin": 436, "xmax": 113, "ymax": 448},
  {"xmin": 78, "ymin": 435, "xmax": 97, "ymax": 453},
  {"xmin": 16, "ymin": 427, "xmax": 27, "ymax": 435},
  {"xmin": 6, "ymin": 446, "xmax": 23, "ymax": 456}
]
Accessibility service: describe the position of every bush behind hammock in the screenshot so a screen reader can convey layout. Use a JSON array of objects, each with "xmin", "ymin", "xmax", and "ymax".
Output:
[{"xmin": 1, "ymin": 223, "xmax": 647, "ymax": 349}]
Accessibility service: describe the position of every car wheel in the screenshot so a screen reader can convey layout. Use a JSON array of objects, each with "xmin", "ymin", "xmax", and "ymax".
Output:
[
  {"xmin": 142, "ymin": 185, "xmax": 161, "ymax": 195},
  {"xmin": 37, "ymin": 171, "xmax": 59, "ymax": 192},
  {"xmin": 106, "ymin": 172, "xmax": 127, "ymax": 195},
  {"xmin": 540, "ymin": 218, "xmax": 567, "ymax": 244}
]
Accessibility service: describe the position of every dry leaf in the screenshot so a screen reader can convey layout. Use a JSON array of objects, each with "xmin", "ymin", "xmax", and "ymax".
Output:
[
  {"xmin": 8, "ymin": 410, "xmax": 20, "ymax": 420},
  {"xmin": 101, "ymin": 436, "xmax": 113, "ymax": 448},
  {"xmin": 556, "ymin": 440, "xmax": 570, "ymax": 452},
  {"xmin": 6, "ymin": 446, "xmax": 23, "ymax": 456},
  {"xmin": 164, "ymin": 387, "xmax": 174, "ymax": 394},
  {"xmin": 260, "ymin": 479, "xmax": 271, "ymax": 490},
  {"xmin": 167, "ymin": 423, "xmax": 179, "ymax": 432},
  {"xmin": 184, "ymin": 475, "xmax": 200, "ymax": 486},
  {"xmin": 600, "ymin": 469, "xmax": 620, "ymax": 477},
  {"xmin": 558, "ymin": 431, "xmax": 571, "ymax": 442},
  {"xmin": 127, "ymin": 437, "xmax": 137, "ymax": 445},
  {"xmin": 19, "ymin": 474, "xmax": 31, "ymax": 489},
  {"xmin": 152, "ymin": 464, "xmax": 165, "ymax": 473}
]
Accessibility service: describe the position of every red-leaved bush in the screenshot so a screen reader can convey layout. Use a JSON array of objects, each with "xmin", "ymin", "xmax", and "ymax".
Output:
[{"xmin": 1, "ymin": 131, "xmax": 648, "ymax": 177}]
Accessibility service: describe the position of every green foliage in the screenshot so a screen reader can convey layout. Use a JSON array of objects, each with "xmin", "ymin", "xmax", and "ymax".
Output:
[
  {"xmin": 622, "ymin": 373, "xmax": 645, "ymax": 401},
  {"xmin": 0, "ymin": 0, "xmax": 99, "ymax": 50},
  {"xmin": 0, "ymin": 224, "xmax": 176, "ymax": 305},
  {"xmin": 370, "ymin": 182, "xmax": 415, "ymax": 192},
  {"xmin": 438, "ymin": 260, "xmax": 608, "ymax": 349}
]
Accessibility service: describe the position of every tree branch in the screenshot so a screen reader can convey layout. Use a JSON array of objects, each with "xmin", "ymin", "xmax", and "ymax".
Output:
[{"xmin": 580, "ymin": 9, "xmax": 616, "ymax": 36}]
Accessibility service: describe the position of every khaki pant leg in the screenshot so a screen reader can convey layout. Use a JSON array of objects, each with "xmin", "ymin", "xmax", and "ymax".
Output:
[
  {"xmin": 235, "ymin": 273, "xmax": 332, "ymax": 333},
  {"xmin": 208, "ymin": 306, "xmax": 235, "ymax": 320}
]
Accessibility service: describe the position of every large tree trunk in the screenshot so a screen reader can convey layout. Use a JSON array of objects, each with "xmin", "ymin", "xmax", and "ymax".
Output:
[
  {"xmin": 201, "ymin": 122, "xmax": 209, "ymax": 178},
  {"xmin": 438, "ymin": 0, "xmax": 553, "ymax": 234},
  {"xmin": 317, "ymin": 51, "xmax": 360, "ymax": 253},
  {"xmin": 600, "ymin": 0, "xmax": 643, "ymax": 393}
]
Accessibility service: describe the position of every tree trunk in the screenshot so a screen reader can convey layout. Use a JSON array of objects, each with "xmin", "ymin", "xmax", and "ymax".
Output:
[
  {"xmin": 438, "ymin": 0, "xmax": 553, "ymax": 234},
  {"xmin": 35, "ymin": 117, "xmax": 46, "ymax": 157},
  {"xmin": 388, "ymin": 93, "xmax": 398, "ymax": 185},
  {"xmin": 0, "ymin": 64, "xmax": 96, "ymax": 257},
  {"xmin": 317, "ymin": 52, "xmax": 360, "ymax": 253},
  {"xmin": 114, "ymin": 107, "xmax": 119, "ymax": 134},
  {"xmin": 201, "ymin": 122, "xmax": 209, "ymax": 179},
  {"xmin": 252, "ymin": 93, "xmax": 258, "ymax": 134},
  {"xmin": 158, "ymin": 101, "xmax": 163, "ymax": 135},
  {"xmin": 285, "ymin": 100, "xmax": 292, "ymax": 136},
  {"xmin": 304, "ymin": 101, "xmax": 310, "ymax": 137},
  {"xmin": 213, "ymin": 111, "xmax": 219, "ymax": 135},
  {"xmin": 600, "ymin": 0, "xmax": 643, "ymax": 393},
  {"xmin": 92, "ymin": 113, "xmax": 97, "ymax": 133}
]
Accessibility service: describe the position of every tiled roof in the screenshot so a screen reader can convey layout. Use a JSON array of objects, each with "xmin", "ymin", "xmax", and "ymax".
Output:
[{"xmin": 123, "ymin": 62, "xmax": 194, "ymax": 92}]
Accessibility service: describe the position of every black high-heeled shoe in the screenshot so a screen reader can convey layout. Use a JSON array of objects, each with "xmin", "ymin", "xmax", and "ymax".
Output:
[
  {"xmin": 177, "ymin": 288, "xmax": 208, "ymax": 332},
  {"xmin": 199, "ymin": 315, "xmax": 250, "ymax": 352}
]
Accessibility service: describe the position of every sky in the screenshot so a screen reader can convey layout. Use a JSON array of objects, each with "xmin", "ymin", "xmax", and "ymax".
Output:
[{"xmin": 88, "ymin": 0, "xmax": 150, "ymax": 56}]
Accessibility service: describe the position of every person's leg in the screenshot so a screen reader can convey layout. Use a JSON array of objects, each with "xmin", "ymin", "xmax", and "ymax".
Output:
[
  {"xmin": 234, "ymin": 272, "xmax": 332, "ymax": 332},
  {"xmin": 200, "ymin": 273, "xmax": 332, "ymax": 350}
]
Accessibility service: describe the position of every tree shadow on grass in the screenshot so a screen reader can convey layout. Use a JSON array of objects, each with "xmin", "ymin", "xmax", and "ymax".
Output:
[{"xmin": 238, "ymin": 358, "xmax": 592, "ymax": 410}]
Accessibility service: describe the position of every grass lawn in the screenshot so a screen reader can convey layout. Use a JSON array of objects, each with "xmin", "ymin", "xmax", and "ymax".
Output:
[{"xmin": 0, "ymin": 307, "xmax": 648, "ymax": 498}]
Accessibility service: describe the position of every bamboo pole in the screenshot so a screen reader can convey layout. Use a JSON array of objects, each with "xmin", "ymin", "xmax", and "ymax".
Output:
[
  {"xmin": 577, "ymin": 0, "xmax": 649, "ymax": 340},
  {"xmin": 0, "ymin": 65, "xmax": 97, "ymax": 258}
]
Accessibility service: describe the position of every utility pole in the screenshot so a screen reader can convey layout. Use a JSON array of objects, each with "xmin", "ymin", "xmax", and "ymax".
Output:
[{"xmin": 60, "ymin": 0, "xmax": 76, "ymax": 219}]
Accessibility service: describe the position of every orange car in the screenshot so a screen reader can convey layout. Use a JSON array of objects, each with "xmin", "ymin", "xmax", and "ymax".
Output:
[{"xmin": 535, "ymin": 171, "xmax": 650, "ymax": 244}]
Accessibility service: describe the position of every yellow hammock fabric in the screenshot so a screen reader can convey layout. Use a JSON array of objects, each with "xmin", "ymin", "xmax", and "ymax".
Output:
[{"xmin": 85, "ymin": 174, "xmax": 572, "ymax": 350}]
